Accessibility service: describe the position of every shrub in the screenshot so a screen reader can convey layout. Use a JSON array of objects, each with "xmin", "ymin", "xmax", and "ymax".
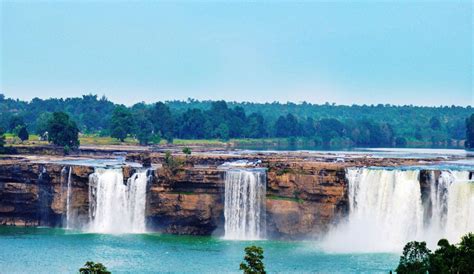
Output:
[
  {"xmin": 79, "ymin": 261, "xmax": 110, "ymax": 274},
  {"xmin": 240, "ymin": 245, "xmax": 266, "ymax": 274}
]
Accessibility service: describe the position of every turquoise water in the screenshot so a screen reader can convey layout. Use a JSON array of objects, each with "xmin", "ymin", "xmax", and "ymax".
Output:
[{"xmin": 0, "ymin": 227, "xmax": 398, "ymax": 273}]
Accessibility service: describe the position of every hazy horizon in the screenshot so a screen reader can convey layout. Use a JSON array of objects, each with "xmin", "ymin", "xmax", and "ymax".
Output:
[
  {"xmin": 1, "ymin": 92, "xmax": 473, "ymax": 108},
  {"xmin": 1, "ymin": 1, "xmax": 473, "ymax": 106}
]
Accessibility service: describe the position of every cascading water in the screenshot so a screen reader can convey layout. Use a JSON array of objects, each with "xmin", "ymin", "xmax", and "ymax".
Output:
[
  {"xmin": 322, "ymin": 168, "xmax": 473, "ymax": 253},
  {"xmin": 439, "ymin": 171, "xmax": 473, "ymax": 242},
  {"xmin": 66, "ymin": 167, "xmax": 72, "ymax": 229},
  {"xmin": 61, "ymin": 166, "xmax": 74, "ymax": 229},
  {"xmin": 224, "ymin": 168, "xmax": 266, "ymax": 240},
  {"xmin": 88, "ymin": 168, "xmax": 148, "ymax": 234}
]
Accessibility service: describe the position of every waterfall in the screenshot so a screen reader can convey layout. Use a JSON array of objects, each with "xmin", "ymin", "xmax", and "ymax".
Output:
[
  {"xmin": 322, "ymin": 168, "xmax": 473, "ymax": 252},
  {"xmin": 88, "ymin": 168, "xmax": 148, "ymax": 234},
  {"xmin": 224, "ymin": 168, "xmax": 266, "ymax": 240},
  {"xmin": 61, "ymin": 166, "xmax": 74, "ymax": 229},
  {"xmin": 66, "ymin": 167, "xmax": 72, "ymax": 229},
  {"xmin": 442, "ymin": 171, "xmax": 473, "ymax": 242}
]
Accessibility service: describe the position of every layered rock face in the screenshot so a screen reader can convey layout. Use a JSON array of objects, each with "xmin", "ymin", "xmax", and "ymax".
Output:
[
  {"xmin": 0, "ymin": 154, "xmax": 445, "ymax": 239},
  {"xmin": 265, "ymin": 161, "xmax": 348, "ymax": 238},
  {"xmin": 0, "ymin": 162, "xmax": 93, "ymax": 227},
  {"xmin": 0, "ymin": 158, "xmax": 349, "ymax": 238},
  {"xmin": 147, "ymin": 167, "xmax": 225, "ymax": 235}
]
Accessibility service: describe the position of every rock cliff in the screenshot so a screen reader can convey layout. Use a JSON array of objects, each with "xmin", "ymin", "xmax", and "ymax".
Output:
[{"xmin": 0, "ymin": 153, "xmax": 444, "ymax": 239}]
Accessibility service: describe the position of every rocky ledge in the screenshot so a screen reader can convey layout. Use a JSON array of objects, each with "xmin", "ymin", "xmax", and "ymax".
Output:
[{"xmin": 0, "ymin": 151, "xmax": 453, "ymax": 239}]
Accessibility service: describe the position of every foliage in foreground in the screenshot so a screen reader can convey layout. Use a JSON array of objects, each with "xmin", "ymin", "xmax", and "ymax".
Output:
[
  {"xmin": 396, "ymin": 232, "xmax": 474, "ymax": 274},
  {"xmin": 240, "ymin": 245, "xmax": 266, "ymax": 274},
  {"xmin": 79, "ymin": 261, "xmax": 111, "ymax": 274}
]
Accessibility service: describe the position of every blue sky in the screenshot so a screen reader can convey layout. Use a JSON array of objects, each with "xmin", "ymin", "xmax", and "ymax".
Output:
[{"xmin": 1, "ymin": 1, "xmax": 472, "ymax": 106}]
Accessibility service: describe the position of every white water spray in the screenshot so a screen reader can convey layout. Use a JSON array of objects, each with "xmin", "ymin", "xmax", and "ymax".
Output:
[
  {"xmin": 322, "ymin": 168, "xmax": 473, "ymax": 253},
  {"xmin": 224, "ymin": 169, "xmax": 266, "ymax": 240},
  {"xmin": 442, "ymin": 171, "xmax": 473, "ymax": 242},
  {"xmin": 88, "ymin": 168, "xmax": 148, "ymax": 234}
]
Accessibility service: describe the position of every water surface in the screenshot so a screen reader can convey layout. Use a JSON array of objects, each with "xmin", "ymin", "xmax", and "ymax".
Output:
[{"xmin": 0, "ymin": 227, "xmax": 398, "ymax": 273}]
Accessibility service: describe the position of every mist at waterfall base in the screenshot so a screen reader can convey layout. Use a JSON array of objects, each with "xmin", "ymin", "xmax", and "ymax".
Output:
[{"xmin": 321, "ymin": 168, "xmax": 474, "ymax": 253}]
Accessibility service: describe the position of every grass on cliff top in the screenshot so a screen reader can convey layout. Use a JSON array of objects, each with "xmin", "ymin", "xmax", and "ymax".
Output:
[
  {"xmin": 79, "ymin": 135, "xmax": 139, "ymax": 146},
  {"xmin": 5, "ymin": 133, "xmax": 49, "ymax": 146}
]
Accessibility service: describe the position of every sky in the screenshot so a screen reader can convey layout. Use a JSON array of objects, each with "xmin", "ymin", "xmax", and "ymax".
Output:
[{"xmin": 1, "ymin": 1, "xmax": 472, "ymax": 106}]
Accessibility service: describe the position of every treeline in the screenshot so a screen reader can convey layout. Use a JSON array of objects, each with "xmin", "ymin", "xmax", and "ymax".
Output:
[
  {"xmin": 1, "ymin": 94, "xmax": 472, "ymax": 147},
  {"xmin": 396, "ymin": 233, "xmax": 473, "ymax": 273}
]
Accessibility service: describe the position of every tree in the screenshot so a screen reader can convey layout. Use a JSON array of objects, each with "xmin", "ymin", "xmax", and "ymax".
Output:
[
  {"xmin": 176, "ymin": 109, "xmax": 207, "ymax": 139},
  {"xmin": 47, "ymin": 112, "xmax": 80, "ymax": 148},
  {"xmin": 396, "ymin": 233, "xmax": 474, "ymax": 274},
  {"xmin": 429, "ymin": 239, "xmax": 457, "ymax": 274},
  {"xmin": 274, "ymin": 115, "xmax": 289, "ymax": 138},
  {"xmin": 35, "ymin": 112, "xmax": 53, "ymax": 136},
  {"xmin": 8, "ymin": 115, "xmax": 25, "ymax": 132},
  {"xmin": 316, "ymin": 118, "xmax": 345, "ymax": 147},
  {"xmin": 430, "ymin": 116, "xmax": 442, "ymax": 130},
  {"xmin": 182, "ymin": 147, "xmax": 192, "ymax": 155},
  {"xmin": 110, "ymin": 105, "xmax": 133, "ymax": 142},
  {"xmin": 466, "ymin": 114, "xmax": 474, "ymax": 150},
  {"xmin": 396, "ymin": 241, "xmax": 430, "ymax": 274},
  {"xmin": 133, "ymin": 110, "xmax": 154, "ymax": 145},
  {"xmin": 17, "ymin": 125, "xmax": 29, "ymax": 142},
  {"xmin": 214, "ymin": 123, "xmax": 230, "ymax": 140},
  {"xmin": 79, "ymin": 261, "xmax": 110, "ymax": 274},
  {"xmin": 245, "ymin": 113, "xmax": 267, "ymax": 138},
  {"xmin": 151, "ymin": 102, "xmax": 174, "ymax": 143},
  {"xmin": 274, "ymin": 114, "xmax": 301, "ymax": 138},
  {"xmin": 240, "ymin": 245, "xmax": 266, "ymax": 274},
  {"xmin": 0, "ymin": 128, "xmax": 5, "ymax": 151},
  {"xmin": 395, "ymin": 137, "xmax": 407, "ymax": 147},
  {"xmin": 457, "ymin": 232, "xmax": 474, "ymax": 273}
]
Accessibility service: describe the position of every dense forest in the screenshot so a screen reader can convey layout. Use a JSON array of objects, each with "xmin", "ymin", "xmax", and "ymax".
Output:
[{"xmin": 1, "ymin": 94, "xmax": 472, "ymax": 148}]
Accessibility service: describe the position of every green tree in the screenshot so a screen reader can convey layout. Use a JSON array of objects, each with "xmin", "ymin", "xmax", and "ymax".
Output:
[
  {"xmin": 396, "ymin": 241, "xmax": 430, "ymax": 274},
  {"xmin": 430, "ymin": 116, "xmax": 442, "ymax": 130},
  {"xmin": 214, "ymin": 123, "xmax": 230, "ymax": 140},
  {"xmin": 240, "ymin": 245, "xmax": 266, "ymax": 274},
  {"xmin": 465, "ymin": 114, "xmax": 474, "ymax": 150},
  {"xmin": 35, "ymin": 112, "xmax": 53, "ymax": 136},
  {"xmin": 0, "ymin": 127, "xmax": 5, "ymax": 151},
  {"xmin": 134, "ymin": 113, "xmax": 154, "ymax": 145},
  {"xmin": 457, "ymin": 232, "xmax": 474, "ymax": 273},
  {"xmin": 110, "ymin": 105, "xmax": 133, "ymax": 142},
  {"xmin": 182, "ymin": 147, "xmax": 192, "ymax": 155},
  {"xmin": 17, "ymin": 125, "xmax": 29, "ymax": 142},
  {"xmin": 79, "ymin": 261, "xmax": 111, "ymax": 274},
  {"xmin": 316, "ymin": 118, "xmax": 345, "ymax": 147},
  {"xmin": 395, "ymin": 137, "xmax": 407, "ymax": 147},
  {"xmin": 8, "ymin": 115, "xmax": 25, "ymax": 132},
  {"xmin": 429, "ymin": 239, "xmax": 457, "ymax": 274},
  {"xmin": 151, "ymin": 102, "xmax": 174, "ymax": 143},
  {"xmin": 47, "ymin": 112, "xmax": 80, "ymax": 148},
  {"xmin": 245, "ymin": 113, "xmax": 267, "ymax": 138}
]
